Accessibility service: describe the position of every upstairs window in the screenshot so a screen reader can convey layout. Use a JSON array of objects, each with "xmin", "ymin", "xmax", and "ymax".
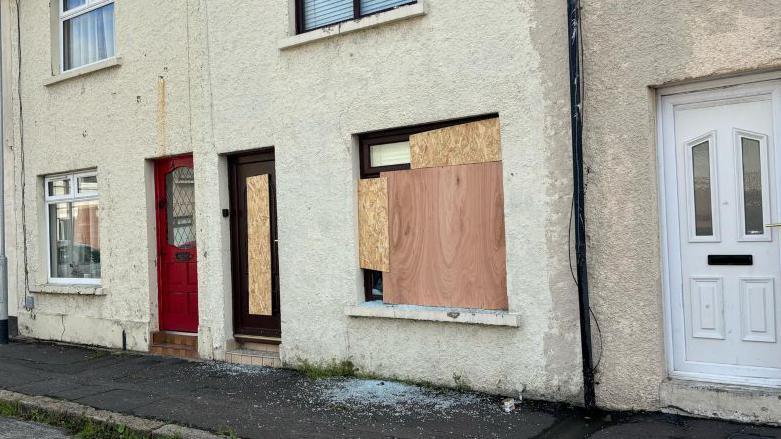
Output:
[
  {"xmin": 298, "ymin": 0, "xmax": 416, "ymax": 33},
  {"xmin": 60, "ymin": 0, "xmax": 116, "ymax": 71},
  {"xmin": 45, "ymin": 171, "xmax": 101, "ymax": 284}
]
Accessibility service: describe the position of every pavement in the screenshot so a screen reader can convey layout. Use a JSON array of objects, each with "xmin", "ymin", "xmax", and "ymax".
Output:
[
  {"xmin": 0, "ymin": 340, "xmax": 779, "ymax": 439},
  {"xmin": 0, "ymin": 417, "xmax": 69, "ymax": 438}
]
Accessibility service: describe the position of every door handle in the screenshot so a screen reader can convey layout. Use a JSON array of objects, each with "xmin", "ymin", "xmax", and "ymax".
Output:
[{"xmin": 765, "ymin": 223, "xmax": 781, "ymax": 228}]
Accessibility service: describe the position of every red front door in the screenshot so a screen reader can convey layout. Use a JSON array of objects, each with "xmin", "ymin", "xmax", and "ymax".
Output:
[{"xmin": 155, "ymin": 155, "xmax": 198, "ymax": 333}]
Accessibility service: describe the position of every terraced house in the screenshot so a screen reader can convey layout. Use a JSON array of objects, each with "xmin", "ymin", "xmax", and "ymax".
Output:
[{"xmin": 0, "ymin": 0, "xmax": 779, "ymax": 425}]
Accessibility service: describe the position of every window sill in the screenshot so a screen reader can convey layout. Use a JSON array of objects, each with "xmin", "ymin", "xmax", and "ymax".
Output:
[
  {"xmin": 43, "ymin": 56, "xmax": 122, "ymax": 87},
  {"xmin": 278, "ymin": 2, "xmax": 427, "ymax": 50},
  {"xmin": 345, "ymin": 302, "xmax": 520, "ymax": 327},
  {"xmin": 30, "ymin": 284, "xmax": 105, "ymax": 296}
]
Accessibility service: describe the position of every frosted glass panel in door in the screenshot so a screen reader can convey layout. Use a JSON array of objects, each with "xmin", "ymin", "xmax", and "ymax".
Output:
[
  {"xmin": 691, "ymin": 140, "xmax": 713, "ymax": 236},
  {"xmin": 741, "ymin": 137, "xmax": 764, "ymax": 236}
]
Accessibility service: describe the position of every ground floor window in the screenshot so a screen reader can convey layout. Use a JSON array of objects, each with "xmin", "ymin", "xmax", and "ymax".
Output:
[
  {"xmin": 357, "ymin": 114, "xmax": 502, "ymax": 303},
  {"xmin": 45, "ymin": 171, "xmax": 101, "ymax": 283}
]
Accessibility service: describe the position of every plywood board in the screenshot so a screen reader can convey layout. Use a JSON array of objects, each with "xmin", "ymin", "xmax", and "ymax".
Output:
[
  {"xmin": 358, "ymin": 178, "xmax": 390, "ymax": 272},
  {"xmin": 410, "ymin": 118, "xmax": 501, "ymax": 169},
  {"xmin": 382, "ymin": 162, "xmax": 508, "ymax": 310},
  {"xmin": 247, "ymin": 174, "xmax": 273, "ymax": 316}
]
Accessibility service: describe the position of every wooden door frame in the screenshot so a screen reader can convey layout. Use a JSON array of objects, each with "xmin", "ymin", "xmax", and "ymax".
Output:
[
  {"xmin": 154, "ymin": 153, "xmax": 198, "ymax": 333},
  {"xmin": 227, "ymin": 148, "xmax": 281, "ymax": 338},
  {"xmin": 657, "ymin": 77, "xmax": 781, "ymax": 388}
]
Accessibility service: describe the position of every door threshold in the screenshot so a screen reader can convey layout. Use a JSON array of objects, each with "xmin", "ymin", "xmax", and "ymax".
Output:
[
  {"xmin": 234, "ymin": 334, "xmax": 281, "ymax": 345},
  {"xmin": 660, "ymin": 378, "xmax": 781, "ymax": 425},
  {"xmin": 670, "ymin": 371, "xmax": 781, "ymax": 389},
  {"xmin": 159, "ymin": 330, "xmax": 197, "ymax": 336}
]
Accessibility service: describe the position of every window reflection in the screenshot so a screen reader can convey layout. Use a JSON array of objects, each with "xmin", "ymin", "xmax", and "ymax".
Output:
[{"xmin": 49, "ymin": 200, "xmax": 100, "ymax": 279}]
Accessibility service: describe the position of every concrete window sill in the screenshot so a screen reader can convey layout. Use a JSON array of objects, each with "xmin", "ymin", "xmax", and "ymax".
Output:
[
  {"xmin": 278, "ymin": 2, "xmax": 427, "ymax": 50},
  {"xmin": 345, "ymin": 302, "xmax": 520, "ymax": 327},
  {"xmin": 30, "ymin": 284, "xmax": 105, "ymax": 296},
  {"xmin": 43, "ymin": 56, "xmax": 122, "ymax": 87}
]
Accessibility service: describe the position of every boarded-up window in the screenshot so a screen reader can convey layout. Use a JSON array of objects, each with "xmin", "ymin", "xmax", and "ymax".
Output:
[
  {"xmin": 382, "ymin": 162, "xmax": 507, "ymax": 310},
  {"xmin": 357, "ymin": 116, "xmax": 507, "ymax": 310}
]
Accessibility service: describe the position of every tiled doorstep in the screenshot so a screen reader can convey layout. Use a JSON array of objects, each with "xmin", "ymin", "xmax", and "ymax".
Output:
[{"xmin": 225, "ymin": 350, "xmax": 282, "ymax": 368}]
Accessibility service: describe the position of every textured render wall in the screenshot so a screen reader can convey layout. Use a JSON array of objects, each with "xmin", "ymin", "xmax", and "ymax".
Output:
[
  {"xmin": 6, "ymin": 0, "xmax": 199, "ymax": 350},
  {"xmin": 5, "ymin": 0, "xmax": 584, "ymax": 402},
  {"xmin": 198, "ymin": 0, "xmax": 583, "ymax": 401},
  {"xmin": 1, "ymin": 0, "xmax": 18, "ymax": 325},
  {"xmin": 582, "ymin": 0, "xmax": 781, "ymax": 410}
]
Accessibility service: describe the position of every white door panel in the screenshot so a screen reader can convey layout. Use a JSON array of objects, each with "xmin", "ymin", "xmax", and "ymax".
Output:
[
  {"xmin": 662, "ymin": 80, "xmax": 781, "ymax": 386},
  {"xmin": 739, "ymin": 277, "xmax": 776, "ymax": 344}
]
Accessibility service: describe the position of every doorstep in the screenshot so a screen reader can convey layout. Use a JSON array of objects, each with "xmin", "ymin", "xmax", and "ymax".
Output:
[
  {"xmin": 225, "ymin": 348, "xmax": 282, "ymax": 368},
  {"xmin": 660, "ymin": 378, "xmax": 781, "ymax": 426},
  {"xmin": 149, "ymin": 331, "xmax": 199, "ymax": 360},
  {"xmin": 225, "ymin": 335, "xmax": 282, "ymax": 368}
]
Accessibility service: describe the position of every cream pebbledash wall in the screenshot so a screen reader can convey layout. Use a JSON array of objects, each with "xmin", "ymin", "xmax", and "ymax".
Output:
[
  {"xmin": 582, "ymin": 0, "xmax": 781, "ymax": 423},
  {"xmin": 197, "ymin": 0, "xmax": 582, "ymax": 401},
  {"xmin": 6, "ymin": 0, "xmax": 202, "ymax": 350},
  {"xmin": 7, "ymin": 0, "xmax": 781, "ymax": 421},
  {"xmin": 4, "ymin": 0, "xmax": 584, "ymax": 403}
]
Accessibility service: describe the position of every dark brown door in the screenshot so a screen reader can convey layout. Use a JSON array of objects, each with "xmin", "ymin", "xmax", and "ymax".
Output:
[{"xmin": 229, "ymin": 150, "xmax": 281, "ymax": 338}]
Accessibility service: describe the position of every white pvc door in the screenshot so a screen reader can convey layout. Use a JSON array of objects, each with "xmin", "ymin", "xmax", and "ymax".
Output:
[{"xmin": 662, "ymin": 80, "xmax": 781, "ymax": 386}]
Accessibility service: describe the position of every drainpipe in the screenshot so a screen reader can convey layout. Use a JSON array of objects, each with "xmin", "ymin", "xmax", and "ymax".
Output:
[
  {"xmin": 567, "ymin": 0, "xmax": 595, "ymax": 408},
  {"xmin": 0, "ymin": 2, "xmax": 7, "ymax": 345}
]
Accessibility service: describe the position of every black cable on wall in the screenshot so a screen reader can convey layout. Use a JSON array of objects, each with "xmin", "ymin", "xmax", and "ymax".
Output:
[{"xmin": 566, "ymin": 0, "xmax": 596, "ymax": 409}]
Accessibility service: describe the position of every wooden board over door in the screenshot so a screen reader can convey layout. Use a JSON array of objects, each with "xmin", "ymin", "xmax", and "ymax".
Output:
[{"xmin": 246, "ymin": 174, "xmax": 273, "ymax": 316}]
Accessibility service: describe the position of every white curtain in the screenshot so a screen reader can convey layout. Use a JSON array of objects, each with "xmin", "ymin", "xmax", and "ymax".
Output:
[{"xmin": 64, "ymin": 3, "xmax": 115, "ymax": 71}]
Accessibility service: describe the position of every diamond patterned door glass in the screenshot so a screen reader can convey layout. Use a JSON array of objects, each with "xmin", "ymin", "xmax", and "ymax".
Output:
[{"xmin": 166, "ymin": 167, "xmax": 196, "ymax": 248}]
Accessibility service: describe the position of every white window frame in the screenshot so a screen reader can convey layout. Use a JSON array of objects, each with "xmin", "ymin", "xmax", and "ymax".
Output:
[
  {"xmin": 59, "ymin": 0, "xmax": 115, "ymax": 73},
  {"xmin": 44, "ymin": 170, "xmax": 100, "ymax": 285},
  {"xmin": 683, "ymin": 130, "xmax": 721, "ymax": 243}
]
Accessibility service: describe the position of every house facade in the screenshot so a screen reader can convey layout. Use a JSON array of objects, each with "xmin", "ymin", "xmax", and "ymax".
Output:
[{"xmin": 1, "ymin": 0, "xmax": 779, "ymax": 425}]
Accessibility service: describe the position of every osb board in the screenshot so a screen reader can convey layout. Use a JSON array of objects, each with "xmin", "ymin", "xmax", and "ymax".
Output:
[
  {"xmin": 358, "ymin": 177, "xmax": 390, "ymax": 272},
  {"xmin": 247, "ymin": 174, "xmax": 273, "ymax": 316},
  {"xmin": 410, "ymin": 118, "xmax": 501, "ymax": 169},
  {"xmin": 382, "ymin": 162, "xmax": 508, "ymax": 310}
]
